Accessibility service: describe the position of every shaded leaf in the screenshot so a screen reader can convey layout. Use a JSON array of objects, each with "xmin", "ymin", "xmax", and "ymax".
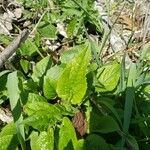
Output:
[
  {"xmin": 84, "ymin": 134, "xmax": 109, "ymax": 150},
  {"xmin": 90, "ymin": 113, "xmax": 120, "ymax": 133}
]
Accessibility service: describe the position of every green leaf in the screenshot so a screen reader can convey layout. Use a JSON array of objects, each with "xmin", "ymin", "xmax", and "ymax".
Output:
[
  {"xmin": 38, "ymin": 24, "xmax": 57, "ymax": 39},
  {"xmin": 67, "ymin": 17, "xmax": 78, "ymax": 37},
  {"xmin": 23, "ymin": 102, "xmax": 63, "ymax": 131},
  {"xmin": 20, "ymin": 59, "xmax": 30, "ymax": 73},
  {"xmin": 7, "ymin": 71, "xmax": 26, "ymax": 149},
  {"xmin": 90, "ymin": 112, "xmax": 120, "ymax": 133},
  {"xmin": 0, "ymin": 123, "xmax": 17, "ymax": 137},
  {"xmin": 58, "ymin": 117, "xmax": 77, "ymax": 150},
  {"xmin": 28, "ymin": 93, "xmax": 47, "ymax": 103},
  {"xmin": 57, "ymin": 44, "xmax": 91, "ymax": 104},
  {"xmin": 60, "ymin": 45, "xmax": 81, "ymax": 64},
  {"xmin": 0, "ymin": 71, "xmax": 9, "ymax": 104},
  {"xmin": 122, "ymin": 63, "xmax": 136, "ymax": 147},
  {"xmin": 30, "ymin": 128, "xmax": 54, "ymax": 150},
  {"xmin": 84, "ymin": 134, "xmax": 109, "ymax": 150},
  {"xmin": 32, "ymin": 56, "xmax": 52, "ymax": 84},
  {"xmin": 24, "ymin": 101, "xmax": 62, "ymax": 116},
  {"xmin": 0, "ymin": 123, "xmax": 18, "ymax": 150},
  {"xmin": 95, "ymin": 62, "xmax": 120, "ymax": 92},
  {"xmin": 76, "ymin": 139, "xmax": 84, "ymax": 150},
  {"xmin": 0, "ymin": 135, "xmax": 18, "ymax": 150},
  {"xmin": 126, "ymin": 135, "xmax": 139, "ymax": 150},
  {"xmin": 98, "ymin": 100, "xmax": 122, "ymax": 127},
  {"xmin": 122, "ymin": 63, "xmax": 136, "ymax": 138},
  {"xmin": 19, "ymin": 39, "xmax": 38, "ymax": 56},
  {"xmin": 43, "ymin": 65, "xmax": 65, "ymax": 99}
]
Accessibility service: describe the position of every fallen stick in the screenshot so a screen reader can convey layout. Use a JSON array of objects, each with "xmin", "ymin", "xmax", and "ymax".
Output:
[{"xmin": 0, "ymin": 29, "xmax": 29, "ymax": 68}]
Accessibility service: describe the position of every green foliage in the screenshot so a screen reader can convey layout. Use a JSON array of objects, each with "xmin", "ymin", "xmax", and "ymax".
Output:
[
  {"xmin": 19, "ymin": 39, "xmax": 39, "ymax": 56},
  {"xmin": 84, "ymin": 134, "xmax": 109, "ymax": 150},
  {"xmin": 7, "ymin": 71, "xmax": 26, "ymax": 149},
  {"xmin": 57, "ymin": 44, "xmax": 91, "ymax": 104},
  {"xmin": 95, "ymin": 62, "xmax": 120, "ymax": 92},
  {"xmin": 32, "ymin": 56, "xmax": 52, "ymax": 84},
  {"xmin": 43, "ymin": 65, "xmax": 65, "ymax": 99},
  {"xmin": 0, "ymin": 0, "xmax": 150, "ymax": 149},
  {"xmin": 23, "ymin": 102, "xmax": 63, "ymax": 131},
  {"xmin": 0, "ymin": 123, "xmax": 18, "ymax": 150},
  {"xmin": 58, "ymin": 117, "xmax": 77, "ymax": 150},
  {"xmin": 30, "ymin": 128, "xmax": 54, "ymax": 150}
]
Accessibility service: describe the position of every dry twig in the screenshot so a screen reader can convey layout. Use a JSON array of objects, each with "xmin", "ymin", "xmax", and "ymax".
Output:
[{"xmin": 0, "ymin": 29, "xmax": 29, "ymax": 68}]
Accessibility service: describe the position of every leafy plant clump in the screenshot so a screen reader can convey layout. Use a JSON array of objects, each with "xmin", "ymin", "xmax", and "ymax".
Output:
[{"xmin": 0, "ymin": 0, "xmax": 150, "ymax": 150}]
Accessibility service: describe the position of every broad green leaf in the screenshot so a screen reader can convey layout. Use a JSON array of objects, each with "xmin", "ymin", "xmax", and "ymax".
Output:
[
  {"xmin": 57, "ymin": 44, "xmax": 91, "ymax": 104},
  {"xmin": 20, "ymin": 59, "xmax": 30, "ymax": 73},
  {"xmin": 43, "ymin": 65, "xmax": 65, "ymax": 99},
  {"xmin": 95, "ymin": 62, "xmax": 120, "ymax": 92},
  {"xmin": 23, "ymin": 110, "xmax": 58, "ymax": 131},
  {"xmin": 84, "ymin": 134, "xmax": 109, "ymax": 150},
  {"xmin": 67, "ymin": 18, "xmax": 78, "ymax": 37},
  {"xmin": 60, "ymin": 45, "xmax": 82, "ymax": 64},
  {"xmin": 32, "ymin": 56, "xmax": 52, "ymax": 84},
  {"xmin": 24, "ymin": 101, "xmax": 62, "ymax": 116},
  {"xmin": 0, "ymin": 123, "xmax": 18, "ymax": 150},
  {"xmin": 7, "ymin": 71, "xmax": 26, "ymax": 149},
  {"xmin": 38, "ymin": 24, "xmax": 57, "ymax": 39},
  {"xmin": 98, "ymin": 100, "xmax": 122, "ymax": 127},
  {"xmin": 90, "ymin": 112, "xmax": 120, "ymax": 133},
  {"xmin": 19, "ymin": 39, "xmax": 38, "ymax": 56},
  {"xmin": 0, "ymin": 123, "xmax": 17, "ymax": 137},
  {"xmin": 58, "ymin": 117, "xmax": 77, "ymax": 150},
  {"xmin": 0, "ymin": 135, "xmax": 18, "ymax": 150},
  {"xmin": 23, "ymin": 102, "xmax": 63, "ymax": 131},
  {"xmin": 30, "ymin": 132, "xmax": 39, "ymax": 150},
  {"xmin": 30, "ymin": 128, "xmax": 54, "ymax": 150},
  {"xmin": 28, "ymin": 93, "xmax": 47, "ymax": 103},
  {"xmin": 76, "ymin": 139, "xmax": 84, "ymax": 150}
]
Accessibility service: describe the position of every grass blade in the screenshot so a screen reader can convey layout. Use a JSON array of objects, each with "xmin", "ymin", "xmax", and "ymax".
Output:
[{"xmin": 122, "ymin": 63, "xmax": 136, "ymax": 147}]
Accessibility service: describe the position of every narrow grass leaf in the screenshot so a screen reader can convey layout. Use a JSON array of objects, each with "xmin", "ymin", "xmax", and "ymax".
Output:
[{"xmin": 122, "ymin": 63, "xmax": 136, "ymax": 146}]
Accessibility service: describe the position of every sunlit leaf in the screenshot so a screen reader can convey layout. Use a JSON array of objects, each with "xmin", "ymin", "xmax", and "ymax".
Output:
[
  {"xmin": 58, "ymin": 117, "xmax": 77, "ymax": 150},
  {"xmin": 95, "ymin": 62, "xmax": 120, "ymax": 92},
  {"xmin": 43, "ymin": 65, "xmax": 65, "ymax": 99},
  {"xmin": 32, "ymin": 56, "xmax": 52, "ymax": 84},
  {"xmin": 57, "ymin": 44, "xmax": 91, "ymax": 104},
  {"xmin": 30, "ymin": 128, "xmax": 54, "ymax": 150}
]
